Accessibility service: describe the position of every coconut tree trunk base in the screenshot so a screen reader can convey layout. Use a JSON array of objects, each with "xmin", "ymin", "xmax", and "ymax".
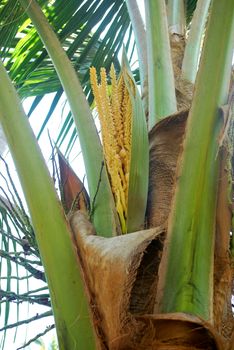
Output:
[{"xmin": 70, "ymin": 212, "xmax": 229, "ymax": 350}]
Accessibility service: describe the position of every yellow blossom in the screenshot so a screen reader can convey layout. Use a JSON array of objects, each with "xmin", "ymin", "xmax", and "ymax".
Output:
[{"xmin": 90, "ymin": 64, "xmax": 132, "ymax": 233}]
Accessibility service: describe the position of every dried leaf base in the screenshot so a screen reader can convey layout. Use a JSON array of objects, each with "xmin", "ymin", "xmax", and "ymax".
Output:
[{"xmin": 70, "ymin": 212, "xmax": 230, "ymax": 350}]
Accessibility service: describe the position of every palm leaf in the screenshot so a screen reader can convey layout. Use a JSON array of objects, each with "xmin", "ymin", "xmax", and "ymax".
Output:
[
  {"xmin": 186, "ymin": 0, "xmax": 199, "ymax": 22},
  {"xmin": 165, "ymin": 0, "xmax": 199, "ymax": 23},
  {"xmin": 0, "ymin": 157, "xmax": 53, "ymax": 349},
  {"xmin": 0, "ymin": 0, "xmax": 131, "ymax": 152}
]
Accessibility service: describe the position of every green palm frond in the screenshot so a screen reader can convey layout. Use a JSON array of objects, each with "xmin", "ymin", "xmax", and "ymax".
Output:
[
  {"xmin": 0, "ymin": 0, "xmax": 131, "ymax": 151},
  {"xmin": 0, "ymin": 156, "xmax": 53, "ymax": 349},
  {"xmin": 165, "ymin": 0, "xmax": 199, "ymax": 23},
  {"xmin": 186, "ymin": 0, "xmax": 199, "ymax": 22}
]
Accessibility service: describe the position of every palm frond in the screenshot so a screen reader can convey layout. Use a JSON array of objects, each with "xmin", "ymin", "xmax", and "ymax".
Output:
[
  {"xmin": 165, "ymin": 0, "xmax": 199, "ymax": 23},
  {"xmin": 0, "ymin": 156, "xmax": 52, "ymax": 349},
  {"xmin": 0, "ymin": 0, "xmax": 131, "ymax": 152},
  {"xmin": 186, "ymin": 0, "xmax": 199, "ymax": 23}
]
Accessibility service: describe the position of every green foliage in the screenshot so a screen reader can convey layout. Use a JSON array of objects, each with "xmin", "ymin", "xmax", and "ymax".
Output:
[
  {"xmin": 0, "ymin": 156, "xmax": 52, "ymax": 349},
  {"xmin": 159, "ymin": 0, "xmax": 234, "ymax": 319},
  {"xmin": 121, "ymin": 52, "xmax": 149, "ymax": 233},
  {"xmin": 0, "ymin": 55, "xmax": 95, "ymax": 348},
  {"xmin": 145, "ymin": 0, "xmax": 177, "ymax": 128},
  {"xmin": 0, "ymin": 0, "xmax": 130, "ymax": 150}
]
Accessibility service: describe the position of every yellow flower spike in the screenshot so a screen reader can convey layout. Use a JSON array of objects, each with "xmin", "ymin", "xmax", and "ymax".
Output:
[
  {"xmin": 90, "ymin": 52, "xmax": 149, "ymax": 234},
  {"xmin": 90, "ymin": 65, "xmax": 129, "ymax": 233},
  {"xmin": 110, "ymin": 64, "xmax": 124, "ymax": 148}
]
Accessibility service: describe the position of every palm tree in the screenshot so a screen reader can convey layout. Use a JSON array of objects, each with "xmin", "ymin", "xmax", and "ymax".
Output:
[{"xmin": 0, "ymin": 0, "xmax": 233, "ymax": 349}]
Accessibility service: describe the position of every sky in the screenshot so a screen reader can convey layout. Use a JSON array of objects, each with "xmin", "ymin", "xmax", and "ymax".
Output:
[{"xmin": 0, "ymin": 1, "xmax": 145, "ymax": 349}]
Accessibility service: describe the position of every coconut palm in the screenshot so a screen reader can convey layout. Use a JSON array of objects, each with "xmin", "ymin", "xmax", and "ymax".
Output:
[{"xmin": 0, "ymin": 0, "xmax": 233, "ymax": 349}]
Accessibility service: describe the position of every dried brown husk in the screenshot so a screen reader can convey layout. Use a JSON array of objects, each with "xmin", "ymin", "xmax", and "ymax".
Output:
[
  {"xmin": 70, "ymin": 211, "xmax": 165, "ymax": 349},
  {"xmin": 170, "ymin": 34, "xmax": 194, "ymax": 111},
  {"xmin": 214, "ymin": 145, "xmax": 234, "ymax": 342},
  {"xmin": 146, "ymin": 109, "xmax": 188, "ymax": 227},
  {"xmin": 58, "ymin": 150, "xmax": 89, "ymax": 214}
]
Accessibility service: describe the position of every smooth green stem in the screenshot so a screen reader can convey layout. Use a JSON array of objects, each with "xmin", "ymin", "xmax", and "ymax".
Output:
[
  {"xmin": 167, "ymin": 0, "xmax": 185, "ymax": 35},
  {"xmin": 0, "ymin": 59, "xmax": 95, "ymax": 349},
  {"xmin": 125, "ymin": 0, "xmax": 148, "ymax": 115},
  {"xmin": 19, "ymin": 0, "xmax": 119, "ymax": 237},
  {"xmin": 182, "ymin": 0, "xmax": 211, "ymax": 83},
  {"xmin": 144, "ymin": 0, "xmax": 177, "ymax": 129},
  {"xmin": 157, "ymin": 0, "xmax": 234, "ymax": 320},
  {"xmin": 121, "ymin": 51, "xmax": 149, "ymax": 233}
]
